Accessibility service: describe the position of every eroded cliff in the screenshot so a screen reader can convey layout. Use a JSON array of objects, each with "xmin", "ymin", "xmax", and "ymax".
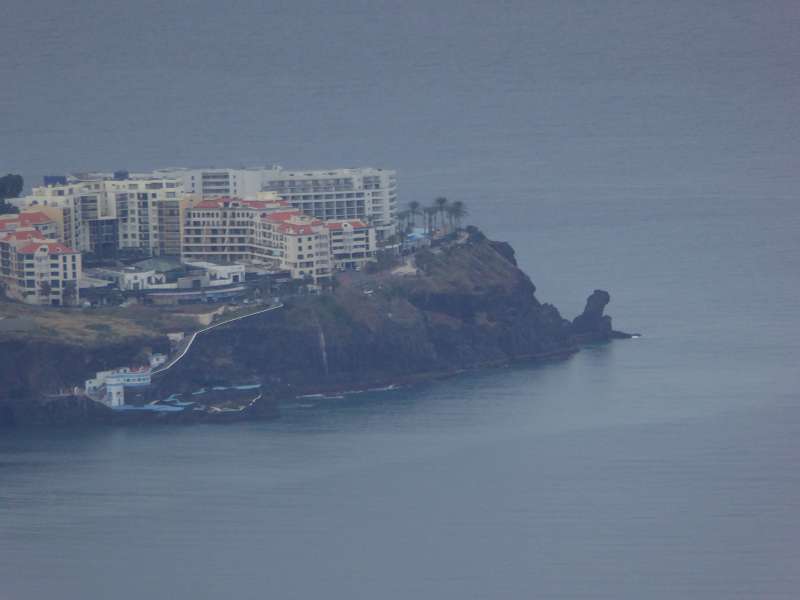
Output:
[
  {"xmin": 153, "ymin": 229, "xmax": 625, "ymax": 396},
  {"xmin": 0, "ymin": 229, "xmax": 629, "ymax": 425}
]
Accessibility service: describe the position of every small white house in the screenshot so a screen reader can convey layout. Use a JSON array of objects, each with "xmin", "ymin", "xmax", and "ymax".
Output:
[
  {"xmin": 117, "ymin": 269, "xmax": 166, "ymax": 291},
  {"xmin": 85, "ymin": 366, "xmax": 152, "ymax": 407},
  {"xmin": 184, "ymin": 261, "xmax": 246, "ymax": 286},
  {"xmin": 92, "ymin": 267, "xmax": 167, "ymax": 291}
]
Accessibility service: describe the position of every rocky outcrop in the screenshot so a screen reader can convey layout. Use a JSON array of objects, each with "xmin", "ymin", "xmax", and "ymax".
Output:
[
  {"xmin": 153, "ymin": 233, "xmax": 627, "ymax": 397},
  {"xmin": 0, "ymin": 230, "xmax": 631, "ymax": 426},
  {"xmin": 0, "ymin": 395, "xmax": 113, "ymax": 427},
  {"xmin": 572, "ymin": 289, "xmax": 633, "ymax": 341},
  {"xmin": 0, "ymin": 335, "xmax": 168, "ymax": 400}
]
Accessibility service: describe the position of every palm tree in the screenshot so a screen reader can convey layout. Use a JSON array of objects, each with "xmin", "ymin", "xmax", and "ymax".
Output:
[
  {"xmin": 408, "ymin": 201, "xmax": 421, "ymax": 228},
  {"xmin": 396, "ymin": 210, "xmax": 411, "ymax": 234},
  {"xmin": 424, "ymin": 206, "xmax": 438, "ymax": 234},
  {"xmin": 450, "ymin": 200, "xmax": 467, "ymax": 229},
  {"xmin": 445, "ymin": 204, "xmax": 457, "ymax": 231},
  {"xmin": 434, "ymin": 196, "xmax": 448, "ymax": 230}
]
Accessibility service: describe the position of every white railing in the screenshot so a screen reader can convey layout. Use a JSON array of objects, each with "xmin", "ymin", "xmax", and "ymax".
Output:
[{"xmin": 151, "ymin": 302, "xmax": 284, "ymax": 376}]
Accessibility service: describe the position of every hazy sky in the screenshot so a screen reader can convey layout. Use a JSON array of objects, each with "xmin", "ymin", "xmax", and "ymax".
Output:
[{"xmin": 2, "ymin": 0, "xmax": 798, "ymax": 202}]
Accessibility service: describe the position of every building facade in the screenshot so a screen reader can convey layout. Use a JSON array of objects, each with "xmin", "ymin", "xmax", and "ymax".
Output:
[
  {"xmin": 0, "ymin": 230, "xmax": 82, "ymax": 306},
  {"xmin": 181, "ymin": 194, "xmax": 288, "ymax": 263},
  {"xmin": 0, "ymin": 211, "xmax": 59, "ymax": 240},
  {"xmin": 182, "ymin": 195, "xmax": 376, "ymax": 281},
  {"xmin": 15, "ymin": 175, "xmax": 183, "ymax": 257},
  {"xmin": 182, "ymin": 195, "xmax": 334, "ymax": 282},
  {"xmin": 255, "ymin": 210, "xmax": 332, "ymax": 281},
  {"xmin": 145, "ymin": 166, "xmax": 398, "ymax": 242},
  {"xmin": 326, "ymin": 220, "xmax": 376, "ymax": 270},
  {"xmin": 153, "ymin": 168, "xmax": 264, "ymax": 198},
  {"xmin": 260, "ymin": 167, "xmax": 397, "ymax": 242}
]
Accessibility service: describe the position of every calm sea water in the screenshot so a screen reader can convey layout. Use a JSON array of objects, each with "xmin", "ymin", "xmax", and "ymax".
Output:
[{"xmin": 2, "ymin": 1, "xmax": 800, "ymax": 598}]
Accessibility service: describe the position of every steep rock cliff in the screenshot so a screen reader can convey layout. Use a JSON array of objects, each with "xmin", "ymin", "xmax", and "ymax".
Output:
[
  {"xmin": 153, "ymin": 231, "xmax": 622, "ymax": 396},
  {"xmin": 1, "ymin": 230, "xmax": 628, "ymax": 425}
]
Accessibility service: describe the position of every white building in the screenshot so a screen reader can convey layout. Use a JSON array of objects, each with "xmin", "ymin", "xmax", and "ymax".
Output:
[
  {"xmin": 146, "ymin": 166, "xmax": 398, "ymax": 242},
  {"xmin": 261, "ymin": 167, "xmax": 397, "ymax": 242},
  {"xmin": 15, "ymin": 175, "xmax": 183, "ymax": 256},
  {"xmin": 183, "ymin": 261, "xmax": 245, "ymax": 286},
  {"xmin": 152, "ymin": 168, "xmax": 264, "ymax": 198},
  {"xmin": 180, "ymin": 194, "xmax": 288, "ymax": 263},
  {"xmin": 0, "ymin": 229, "xmax": 82, "ymax": 306},
  {"xmin": 256, "ymin": 210, "xmax": 332, "ymax": 281},
  {"xmin": 181, "ymin": 195, "xmax": 378, "ymax": 281},
  {"xmin": 91, "ymin": 266, "xmax": 167, "ymax": 291},
  {"xmin": 85, "ymin": 366, "xmax": 151, "ymax": 408},
  {"xmin": 326, "ymin": 220, "xmax": 377, "ymax": 270}
]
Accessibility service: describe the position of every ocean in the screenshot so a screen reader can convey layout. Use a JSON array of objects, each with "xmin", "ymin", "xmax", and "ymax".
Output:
[{"xmin": 1, "ymin": 1, "xmax": 799, "ymax": 598}]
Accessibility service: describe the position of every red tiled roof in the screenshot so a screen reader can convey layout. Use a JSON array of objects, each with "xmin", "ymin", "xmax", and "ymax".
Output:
[
  {"xmin": 17, "ymin": 241, "xmax": 79, "ymax": 255},
  {"xmin": 194, "ymin": 200, "xmax": 220, "ymax": 209},
  {"xmin": 325, "ymin": 220, "xmax": 369, "ymax": 230},
  {"xmin": 0, "ymin": 212, "xmax": 54, "ymax": 231},
  {"xmin": 264, "ymin": 210, "xmax": 304, "ymax": 222},
  {"xmin": 277, "ymin": 223, "xmax": 316, "ymax": 235},
  {"xmin": 0, "ymin": 229, "xmax": 45, "ymax": 242},
  {"xmin": 240, "ymin": 199, "xmax": 287, "ymax": 209},
  {"xmin": 19, "ymin": 211, "xmax": 53, "ymax": 226}
]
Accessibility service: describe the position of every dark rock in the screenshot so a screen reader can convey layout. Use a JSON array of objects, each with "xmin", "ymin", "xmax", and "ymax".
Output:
[
  {"xmin": 0, "ymin": 395, "xmax": 112, "ymax": 427},
  {"xmin": 489, "ymin": 241, "xmax": 518, "ymax": 266},
  {"xmin": 571, "ymin": 289, "xmax": 633, "ymax": 340},
  {"xmin": 0, "ymin": 231, "xmax": 634, "ymax": 426},
  {"xmin": 572, "ymin": 290, "xmax": 612, "ymax": 335}
]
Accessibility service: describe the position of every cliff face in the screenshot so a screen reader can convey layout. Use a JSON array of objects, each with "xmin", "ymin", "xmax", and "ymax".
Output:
[
  {"xmin": 153, "ymin": 230, "xmax": 622, "ymax": 396},
  {"xmin": 0, "ymin": 230, "xmax": 627, "ymax": 425},
  {"xmin": 0, "ymin": 335, "xmax": 168, "ymax": 400},
  {"xmin": 0, "ymin": 334, "xmax": 168, "ymax": 427}
]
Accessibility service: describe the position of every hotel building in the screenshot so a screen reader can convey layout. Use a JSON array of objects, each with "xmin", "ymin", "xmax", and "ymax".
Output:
[
  {"xmin": 260, "ymin": 167, "xmax": 397, "ymax": 242},
  {"xmin": 182, "ymin": 195, "xmax": 333, "ymax": 281},
  {"xmin": 0, "ymin": 227, "xmax": 82, "ymax": 306},
  {"xmin": 150, "ymin": 166, "xmax": 398, "ymax": 242},
  {"xmin": 182, "ymin": 194, "xmax": 378, "ymax": 281},
  {"xmin": 14, "ymin": 175, "xmax": 183, "ymax": 257}
]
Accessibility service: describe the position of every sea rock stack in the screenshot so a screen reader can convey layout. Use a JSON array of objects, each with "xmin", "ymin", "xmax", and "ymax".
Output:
[{"xmin": 571, "ymin": 289, "xmax": 632, "ymax": 340}]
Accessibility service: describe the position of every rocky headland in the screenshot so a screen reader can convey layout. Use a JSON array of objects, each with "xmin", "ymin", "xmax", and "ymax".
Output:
[{"xmin": 0, "ymin": 228, "xmax": 631, "ymax": 426}]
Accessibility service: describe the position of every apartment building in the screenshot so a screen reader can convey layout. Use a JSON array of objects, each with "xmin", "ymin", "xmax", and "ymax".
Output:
[
  {"xmin": 325, "ymin": 220, "xmax": 377, "ymax": 270},
  {"xmin": 181, "ymin": 194, "xmax": 288, "ymax": 263},
  {"xmin": 182, "ymin": 195, "xmax": 347, "ymax": 282},
  {"xmin": 85, "ymin": 217, "xmax": 120, "ymax": 257},
  {"xmin": 15, "ymin": 175, "xmax": 183, "ymax": 257},
  {"xmin": 144, "ymin": 166, "xmax": 398, "ymax": 242},
  {"xmin": 0, "ymin": 229, "xmax": 82, "ymax": 306},
  {"xmin": 0, "ymin": 211, "xmax": 59, "ymax": 240},
  {"xmin": 12, "ymin": 185, "xmax": 82, "ymax": 249},
  {"xmin": 154, "ymin": 168, "xmax": 263, "ymax": 198},
  {"xmin": 256, "ymin": 210, "xmax": 332, "ymax": 281},
  {"xmin": 261, "ymin": 167, "xmax": 397, "ymax": 242}
]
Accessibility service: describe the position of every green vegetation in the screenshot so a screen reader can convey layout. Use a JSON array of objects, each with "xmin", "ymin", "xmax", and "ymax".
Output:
[
  {"xmin": 0, "ymin": 173, "xmax": 23, "ymax": 215},
  {"xmin": 397, "ymin": 196, "xmax": 468, "ymax": 235},
  {"xmin": 0, "ymin": 299, "xmax": 198, "ymax": 346}
]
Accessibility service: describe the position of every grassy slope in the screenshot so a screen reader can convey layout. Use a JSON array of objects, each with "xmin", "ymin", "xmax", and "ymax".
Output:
[{"xmin": 0, "ymin": 301, "xmax": 198, "ymax": 347}]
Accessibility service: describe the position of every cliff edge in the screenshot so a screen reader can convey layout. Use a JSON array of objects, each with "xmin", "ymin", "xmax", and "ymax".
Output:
[
  {"xmin": 0, "ymin": 228, "xmax": 630, "ymax": 424},
  {"xmin": 153, "ymin": 228, "xmax": 627, "ymax": 396}
]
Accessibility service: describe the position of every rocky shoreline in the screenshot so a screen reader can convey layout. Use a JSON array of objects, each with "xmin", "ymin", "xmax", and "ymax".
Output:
[{"xmin": 0, "ymin": 229, "xmax": 634, "ymax": 427}]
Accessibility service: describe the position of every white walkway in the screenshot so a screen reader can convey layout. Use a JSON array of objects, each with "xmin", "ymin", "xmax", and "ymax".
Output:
[{"xmin": 152, "ymin": 303, "xmax": 284, "ymax": 376}]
